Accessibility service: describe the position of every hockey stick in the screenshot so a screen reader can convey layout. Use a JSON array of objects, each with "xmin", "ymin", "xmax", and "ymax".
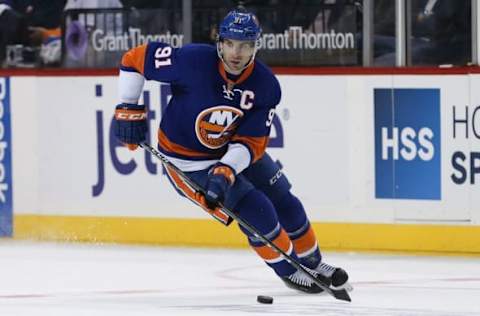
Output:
[{"xmin": 139, "ymin": 142, "xmax": 351, "ymax": 302}]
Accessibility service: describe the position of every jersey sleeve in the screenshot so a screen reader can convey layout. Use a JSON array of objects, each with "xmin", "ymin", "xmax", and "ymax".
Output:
[
  {"xmin": 231, "ymin": 107, "xmax": 275, "ymax": 162},
  {"xmin": 120, "ymin": 44, "xmax": 147, "ymax": 74},
  {"xmin": 120, "ymin": 42, "xmax": 183, "ymax": 83},
  {"xmin": 118, "ymin": 42, "xmax": 187, "ymax": 104},
  {"xmin": 118, "ymin": 44, "xmax": 148, "ymax": 104}
]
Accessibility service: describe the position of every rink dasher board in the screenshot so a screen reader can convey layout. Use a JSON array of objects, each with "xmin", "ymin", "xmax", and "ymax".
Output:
[{"xmin": 0, "ymin": 71, "xmax": 479, "ymax": 254}]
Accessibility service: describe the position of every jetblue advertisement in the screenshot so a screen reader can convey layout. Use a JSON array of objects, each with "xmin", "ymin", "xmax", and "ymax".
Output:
[
  {"xmin": 0, "ymin": 77, "xmax": 13, "ymax": 237},
  {"xmin": 374, "ymin": 88, "xmax": 441, "ymax": 200}
]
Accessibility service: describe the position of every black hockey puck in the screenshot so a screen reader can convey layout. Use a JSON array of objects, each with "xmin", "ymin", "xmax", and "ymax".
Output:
[{"xmin": 257, "ymin": 295, "xmax": 273, "ymax": 304}]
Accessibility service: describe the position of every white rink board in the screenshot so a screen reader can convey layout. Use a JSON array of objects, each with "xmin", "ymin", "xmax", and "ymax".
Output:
[{"xmin": 8, "ymin": 74, "xmax": 480, "ymax": 225}]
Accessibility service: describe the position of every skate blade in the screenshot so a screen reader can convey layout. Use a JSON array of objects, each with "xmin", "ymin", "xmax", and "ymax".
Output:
[{"xmin": 332, "ymin": 282, "xmax": 353, "ymax": 292}]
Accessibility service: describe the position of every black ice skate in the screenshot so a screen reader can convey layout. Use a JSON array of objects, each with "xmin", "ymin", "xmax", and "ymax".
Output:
[
  {"xmin": 281, "ymin": 269, "xmax": 324, "ymax": 294},
  {"xmin": 315, "ymin": 262, "xmax": 352, "ymax": 291}
]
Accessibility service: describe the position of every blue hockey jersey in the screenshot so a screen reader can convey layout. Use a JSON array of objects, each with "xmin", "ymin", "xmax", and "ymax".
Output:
[{"xmin": 120, "ymin": 42, "xmax": 281, "ymax": 173}]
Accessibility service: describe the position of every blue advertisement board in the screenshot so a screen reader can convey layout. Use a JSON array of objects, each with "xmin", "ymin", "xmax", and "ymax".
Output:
[
  {"xmin": 374, "ymin": 88, "xmax": 441, "ymax": 200},
  {"xmin": 0, "ymin": 77, "xmax": 13, "ymax": 237}
]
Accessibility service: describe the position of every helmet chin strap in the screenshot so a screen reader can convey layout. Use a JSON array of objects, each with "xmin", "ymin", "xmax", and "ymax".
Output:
[{"xmin": 216, "ymin": 41, "xmax": 258, "ymax": 75}]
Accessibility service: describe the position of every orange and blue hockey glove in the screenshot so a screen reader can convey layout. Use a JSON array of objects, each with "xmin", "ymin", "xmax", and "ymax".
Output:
[
  {"xmin": 204, "ymin": 163, "xmax": 236, "ymax": 210},
  {"xmin": 113, "ymin": 103, "xmax": 147, "ymax": 150}
]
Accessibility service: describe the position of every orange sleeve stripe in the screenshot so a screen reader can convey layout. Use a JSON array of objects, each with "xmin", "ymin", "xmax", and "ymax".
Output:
[
  {"xmin": 231, "ymin": 135, "xmax": 269, "ymax": 163},
  {"xmin": 253, "ymin": 229, "xmax": 291, "ymax": 261},
  {"xmin": 121, "ymin": 44, "xmax": 147, "ymax": 74},
  {"xmin": 292, "ymin": 226, "xmax": 317, "ymax": 255},
  {"xmin": 158, "ymin": 130, "xmax": 218, "ymax": 158}
]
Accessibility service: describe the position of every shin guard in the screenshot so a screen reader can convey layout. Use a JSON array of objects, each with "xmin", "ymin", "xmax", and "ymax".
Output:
[
  {"xmin": 235, "ymin": 190, "xmax": 297, "ymax": 277},
  {"xmin": 272, "ymin": 192, "xmax": 322, "ymax": 269}
]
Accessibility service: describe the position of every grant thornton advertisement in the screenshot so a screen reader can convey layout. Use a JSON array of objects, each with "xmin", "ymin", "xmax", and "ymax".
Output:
[{"xmin": 63, "ymin": 7, "xmax": 359, "ymax": 68}]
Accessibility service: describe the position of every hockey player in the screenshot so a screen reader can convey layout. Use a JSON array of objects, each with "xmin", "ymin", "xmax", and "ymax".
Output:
[{"xmin": 113, "ymin": 9, "xmax": 350, "ymax": 294}]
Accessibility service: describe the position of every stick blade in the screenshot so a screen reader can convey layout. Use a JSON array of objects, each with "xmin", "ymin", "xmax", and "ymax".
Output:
[{"xmin": 331, "ymin": 288, "xmax": 351, "ymax": 302}]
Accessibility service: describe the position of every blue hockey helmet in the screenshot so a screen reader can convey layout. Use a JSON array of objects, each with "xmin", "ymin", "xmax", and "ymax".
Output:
[{"xmin": 218, "ymin": 10, "xmax": 262, "ymax": 42}]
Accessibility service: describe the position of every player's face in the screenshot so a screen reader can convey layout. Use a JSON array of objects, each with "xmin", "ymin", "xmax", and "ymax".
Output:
[{"xmin": 220, "ymin": 38, "xmax": 256, "ymax": 74}]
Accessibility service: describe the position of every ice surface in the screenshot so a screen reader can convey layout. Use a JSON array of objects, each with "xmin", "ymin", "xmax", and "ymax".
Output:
[{"xmin": 0, "ymin": 241, "xmax": 479, "ymax": 316}]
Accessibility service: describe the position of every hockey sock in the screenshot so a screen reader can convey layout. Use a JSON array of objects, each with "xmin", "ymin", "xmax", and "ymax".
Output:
[
  {"xmin": 235, "ymin": 189, "xmax": 297, "ymax": 277},
  {"xmin": 272, "ymin": 192, "xmax": 322, "ymax": 269}
]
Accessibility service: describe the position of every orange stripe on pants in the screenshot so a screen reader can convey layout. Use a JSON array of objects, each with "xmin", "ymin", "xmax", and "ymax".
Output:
[
  {"xmin": 291, "ymin": 226, "xmax": 318, "ymax": 257},
  {"xmin": 164, "ymin": 165, "xmax": 231, "ymax": 225},
  {"xmin": 253, "ymin": 229, "xmax": 292, "ymax": 263}
]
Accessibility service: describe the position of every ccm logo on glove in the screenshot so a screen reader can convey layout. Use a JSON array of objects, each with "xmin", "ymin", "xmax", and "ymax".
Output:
[{"xmin": 115, "ymin": 110, "xmax": 147, "ymax": 121}]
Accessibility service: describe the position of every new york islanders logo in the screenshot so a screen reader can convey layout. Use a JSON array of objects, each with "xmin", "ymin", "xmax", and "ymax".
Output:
[{"xmin": 195, "ymin": 106, "xmax": 244, "ymax": 149}]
